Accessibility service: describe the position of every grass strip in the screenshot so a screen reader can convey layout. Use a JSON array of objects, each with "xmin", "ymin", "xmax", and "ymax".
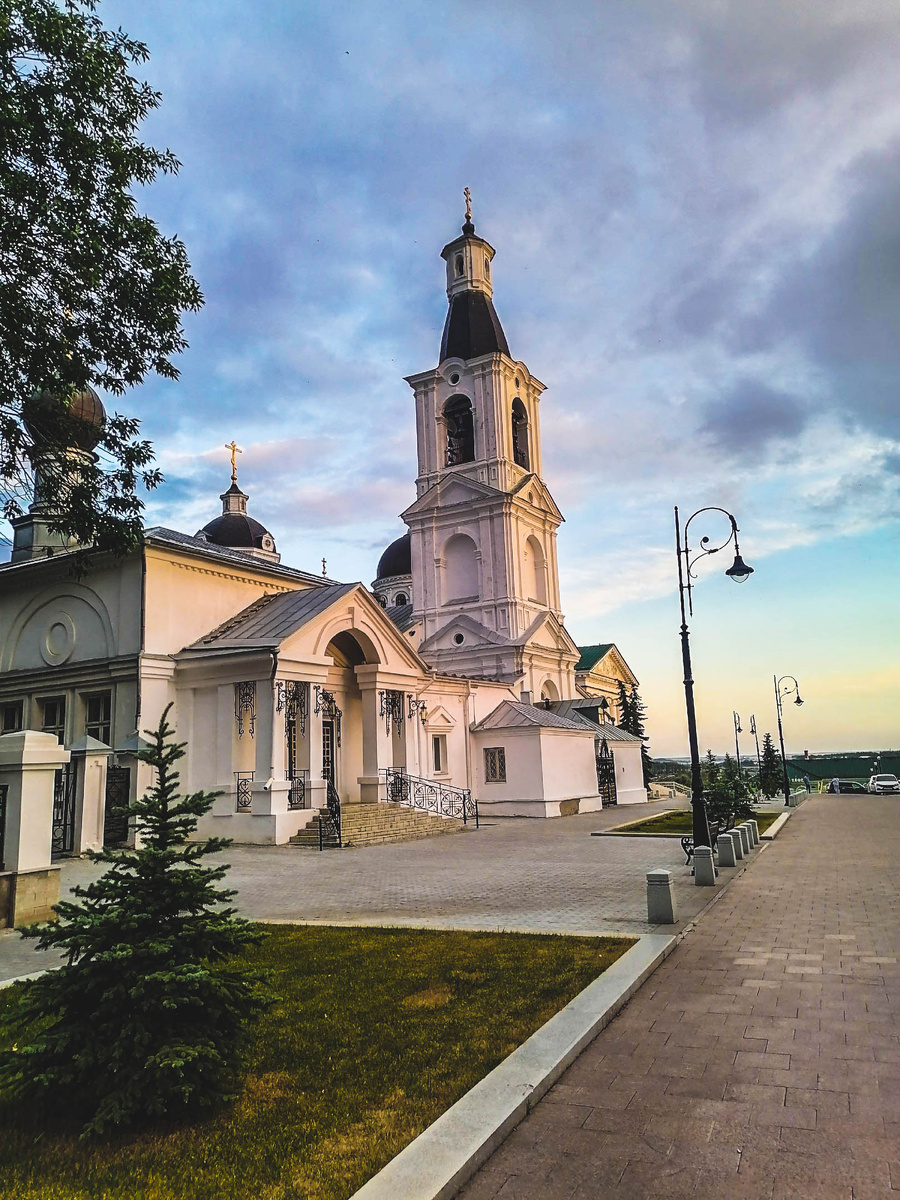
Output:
[
  {"xmin": 0, "ymin": 924, "xmax": 633, "ymax": 1200},
  {"xmin": 603, "ymin": 809, "xmax": 783, "ymax": 836}
]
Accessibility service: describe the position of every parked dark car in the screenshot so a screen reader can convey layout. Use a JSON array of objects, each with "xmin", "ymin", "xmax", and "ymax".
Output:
[{"xmin": 827, "ymin": 779, "xmax": 868, "ymax": 794}]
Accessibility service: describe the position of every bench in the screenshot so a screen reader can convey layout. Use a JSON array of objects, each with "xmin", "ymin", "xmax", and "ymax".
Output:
[{"xmin": 681, "ymin": 819, "xmax": 723, "ymax": 868}]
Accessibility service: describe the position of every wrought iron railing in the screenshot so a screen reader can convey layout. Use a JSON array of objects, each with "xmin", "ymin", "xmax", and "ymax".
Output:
[
  {"xmin": 235, "ymin": 771, "xmax": 254, "ymax": 812},
  {"xmin": 286, "ymin": 769, "xmax": 310, "ymax": 810},
  {"xmin": 318, "ymin": 778, "xmax": 342, "ymax": 850},
  {"xmin": 380, "ymin": 768, "xmax": 478, "ymax": 826}
]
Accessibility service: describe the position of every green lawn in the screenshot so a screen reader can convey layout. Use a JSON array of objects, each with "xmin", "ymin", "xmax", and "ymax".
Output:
[
  {"xmin": 608, "ymin": 809, "xmax": 782, "ymax": 836},
  {"xmin": 0, "ymin": 925, "xmax": 633, "ymax": 1200}
]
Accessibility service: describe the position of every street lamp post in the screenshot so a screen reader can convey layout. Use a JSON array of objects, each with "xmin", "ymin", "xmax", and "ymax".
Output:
[
  {"xmin": 774, "ymin": 675, "xmax": 804, "ymax": 807},
  {"xmin": 749, "ymin": 714, "xmax": 763, "ymax": 783},
  {"xmin": 675, "ymin": 506, "xmax": 754, "ymax": 854},
  {"xmin": 733, "ymin": 711, "xmax": 743, "ymax": 777}
]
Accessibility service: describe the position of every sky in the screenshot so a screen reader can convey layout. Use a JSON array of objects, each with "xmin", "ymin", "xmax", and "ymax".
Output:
[{"xmin": 11, "ymin": 0, "xmax": 900, "ymax": 756}]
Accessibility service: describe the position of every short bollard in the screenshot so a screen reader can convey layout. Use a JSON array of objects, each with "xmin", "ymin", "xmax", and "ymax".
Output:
[
  {"xmin": 647, "ymin": 869, "xmax": 678, "ymax": 924},
  {"xmin": 729, "ymin": 828, "xmax": 744, "ymax": 860},
  {"xmin": 694, "ymin": 844, "xmax": 716, "ymax": 886},
  {"xmin": 737, "ymin": 825, "xmax": 751, "ymax": 855},
  {"xmin": 748, "ymin": 819, "xmax": 760, "ymax": 847},
  {"xmin": 717, "ymin": 833, "xmax": 737, "ymax": 868}
]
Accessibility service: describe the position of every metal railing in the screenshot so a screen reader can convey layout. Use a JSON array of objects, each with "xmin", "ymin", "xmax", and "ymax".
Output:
[
  {"xmin": 235, "ymin": 771, "xmax": 254, "ymax": 812},
  {"xmin": 380, "ymin": 767, "xmax": 478, "ymax": 826},
  {"xmin": 286, "ymin": 769, "xmax": 310, "ymax": 810},
  {"xmin": 318, "ymin": 778, "xmax": 342, "ymax": 850}
]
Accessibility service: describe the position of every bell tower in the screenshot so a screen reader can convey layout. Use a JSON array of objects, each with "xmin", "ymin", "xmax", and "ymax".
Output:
[{"xmin": 401, "ymin": 194, "xmax": 578, "ymax": 697}]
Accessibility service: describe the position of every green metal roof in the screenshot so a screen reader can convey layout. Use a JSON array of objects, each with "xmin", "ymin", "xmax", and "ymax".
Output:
[{"xmin": 575, "ymin": 643, "xmax": 614, "ymax": 672}]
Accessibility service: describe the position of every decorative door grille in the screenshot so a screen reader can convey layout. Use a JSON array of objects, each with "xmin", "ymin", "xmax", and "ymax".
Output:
[
  {"xmin": 286, "ymin": 769, "xmax": 309, "ymax": 810},
  {"xmin": 314, "ymin": 687, "xmax": 342, "ymax": 746},
  {"xmin": 52, "ymin": 762, "xmax": 77, "ymax": 856},
  {"xmin": 379, "ymin": 690, "xmax": 405, "ymax": 736},
  {"xmin": 596, "ymin": 739, "xmax": 618, "ymax": 807},
  {"xmin": 103, "ymin": 765, "xmax": 131, "ymax": 846},
  {"xmin": 235, "ymin": 681, "xmax": 257, "ymax": 737},
  {"xmin": 276, "ymin": 680, "xmax": 309, "ymax": 736}
]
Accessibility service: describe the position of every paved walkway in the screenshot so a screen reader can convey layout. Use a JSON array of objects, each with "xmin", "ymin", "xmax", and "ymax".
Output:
[
  {"xmin": 2, "ymin": 799, "xmax": 736, "ymax": 984},
  {"xmin": 460, "ymin": 794, "xmax": 900, "ymax": 1200}
]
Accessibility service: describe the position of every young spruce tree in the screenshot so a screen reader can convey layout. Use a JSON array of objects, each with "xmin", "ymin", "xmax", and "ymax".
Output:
[
  {"xmin": 0, "ymin": 705, "xmax": 266, "ymax": 1136},
  {"xmin": 617, "ymin": 681, "xmax": 652, "ymax": 786},
  {"xmin": 759, "ymin": 732, "xmax": 784, "ymax": 799}
]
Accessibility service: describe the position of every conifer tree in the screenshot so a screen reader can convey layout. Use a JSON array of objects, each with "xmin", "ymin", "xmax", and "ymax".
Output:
[
  {"xmin": 759, "ymin": 732, "xmax": 783, "ymax": 799},
  {"xmin": 617, "ymin": 681, "xmax": 651, "ymax": 786},
  {"xmin": 0, "ymin": 706, "xmax": 266, "ymax": 1136}
]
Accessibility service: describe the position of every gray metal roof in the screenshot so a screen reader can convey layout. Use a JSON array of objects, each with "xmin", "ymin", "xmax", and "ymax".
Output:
[
  {"xmin": 471, "ymin": 700, "xmax": 590, "ymax": 732},
  {"xmin": 385, "ymin": 601, "xmax": 416, "ymax": 632},
  {"xmin": 190, "ymin": 583, "xmax": 357, "ymax": 649},
  {"xmin": 145, "ymin": 527, "xmax": 336, "ymax": 586}
]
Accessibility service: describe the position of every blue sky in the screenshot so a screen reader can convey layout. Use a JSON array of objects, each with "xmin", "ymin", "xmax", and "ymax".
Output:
[{"xmin": 17, "ymin": 1, "xmax": 900, "ymax": 755}]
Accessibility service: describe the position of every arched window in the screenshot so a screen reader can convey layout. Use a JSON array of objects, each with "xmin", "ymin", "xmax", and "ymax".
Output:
[
  {"xmin": 443, "ymin": 534, "xmax": 479, "ymax": 602},
  {"xmin": 444, "ymin": 396, "xmax": 475, "ymax": 465},
  {"xmin": 525, "ymin": 535, "xmax": 547, "ymax": 604},
  {"xmin": 455, "ymin": 254, "xmax": 464, "ymax": 277},
  {"xmin": 512, "ymin": 398, "xmax": 529, "ymax": 469},
  {"xmin": 540, "ymin": 679, "xmax": 560, "ymax": 703},
  {"xmin": 394, "ymin": 592, "xmax": 408, "ymax": 607}
]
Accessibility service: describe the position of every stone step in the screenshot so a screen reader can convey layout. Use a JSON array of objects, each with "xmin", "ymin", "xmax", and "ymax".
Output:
[{"xmin": 288, "ymin": 802, "xmax": 470, "ymax": 848}]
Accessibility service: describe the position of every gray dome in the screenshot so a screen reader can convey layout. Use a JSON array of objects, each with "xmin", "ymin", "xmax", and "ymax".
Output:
[{"xmin": 376, "ymin": 531, "xmax": 411, "ymax": 579}]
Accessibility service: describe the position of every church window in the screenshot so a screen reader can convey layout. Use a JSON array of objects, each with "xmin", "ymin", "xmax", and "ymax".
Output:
[
  {"xmin": 443, "ymin": 534, "xmax": 479, "ymax": 602},
  {"xmin": 378, "ymin": 594, "xmax": 387, "ymax": 608},
  {"xmin": 453, "ymin": 632, "xmax": 465, "ymax": 644},
  {"xmin": 484, "ymin": 256, "xmax": 490, "ymax": 275},
  {"xmin": 1, "ymin": 701, "xmax": 22, "ymax": 733},
  {"xmin": 41, "ymin": 696, "xmax": 66, "ymax": 742},
  {"xmin": 84, "ymin": 692, "xmax": 112, "ymax": 744},
  {"xmin": 432, "ymin": 734, "xmax": 447, "ymax": 773},
  {"xmin": 484, "ymin": 746, "xmax": 506, "ymax": 783},
  {"xmin": 394, "ymin": 593, "xmax": 408, "ymax": 607},
  {"xmin": 455, "ymin": 254, "xmax": 464, "ymax": 276},
  {"xmin": 512, "ymin": 398, "xmax": 529, "ymax": 469},
  {"xmin": 444, "ymin": 396, "xmax": 475, "ymax": 465},
  {"xmin": 449, "ymin": 373, "xmax": 460, "ymax": 384}
]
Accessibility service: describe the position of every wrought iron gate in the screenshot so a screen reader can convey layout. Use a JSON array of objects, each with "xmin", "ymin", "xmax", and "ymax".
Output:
[
  {"xmin": 104, "ymin": 765, "xmax": 131, "ymax": 846},
  {"xmin": 52, "ymin": 762, "xmax": 77, "ymax": 855},
  {"xmin": 596, "ymin": 739, "xmax": 618, "ymax": 807}
]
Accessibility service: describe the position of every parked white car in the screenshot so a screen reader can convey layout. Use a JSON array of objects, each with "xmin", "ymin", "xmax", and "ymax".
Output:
[{"xmin": 868, "ymin": 774, "xmax": 900, "ymax": 794}]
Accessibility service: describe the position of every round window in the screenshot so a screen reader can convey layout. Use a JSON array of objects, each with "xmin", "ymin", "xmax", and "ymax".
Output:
[
  {"xmin": 453, "ymin": 633, "xmax": 465, "ymax": 645},
  {"xmin": 449, "ymin": 373, "xmax": 460, "ymax": 385}
]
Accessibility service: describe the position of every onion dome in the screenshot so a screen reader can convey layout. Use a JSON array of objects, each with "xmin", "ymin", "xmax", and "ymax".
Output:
[
  {"xmin": 197, "ymin": 481, "xmax": 279, "ymax": 561},
  {"xmin": 24, "ymin": 385, "xmax": 106, "ymax": 452},
  {"xmin": 376, "ymin": 531, "xmax": 411, "ymax": 580}
]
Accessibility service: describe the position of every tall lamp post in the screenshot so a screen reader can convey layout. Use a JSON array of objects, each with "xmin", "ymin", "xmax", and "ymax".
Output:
[
  {"xmin": 774, "ymin": 675, "xmax": 804, "ymax": 807},
  {"xmin": 733, "ymin": 711, "xmax": 743, "ymax": 777},
  {"xmin": 675, "ymin": 506, "xmax": 754, "ymax": 852},
  {"xmin": 749, "ymin": 714, "xmax": 763, "ymax": 783}
]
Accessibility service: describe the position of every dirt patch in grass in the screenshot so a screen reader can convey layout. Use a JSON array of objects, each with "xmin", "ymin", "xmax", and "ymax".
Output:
[
  {"xmin": 604, "ymin": 809, "xmax": 782, "ymax": 836},
  {"xmin": 0, "ymin": 924, "xmax": 633, "ymax": 1200}
]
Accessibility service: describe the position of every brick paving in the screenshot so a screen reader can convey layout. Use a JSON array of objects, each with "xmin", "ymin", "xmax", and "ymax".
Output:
[
  {"xmin": 2, "ymin": 799, "xmax": 730, "ymax": 983},
  {"xmin": 459, "ymin": 794, "xmax": 900, "ymax": 1200}
]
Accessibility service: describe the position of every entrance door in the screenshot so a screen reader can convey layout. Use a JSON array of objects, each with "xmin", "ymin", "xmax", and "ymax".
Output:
[
  {"xmin": 322, "ymin": 720, "xmax": 336, "ymax": 787},
  {"xmin": 596, "ymin": 741, "xmax": 618, "ymax": 807},
  {"xmin": 52, "ymin": 763, "xmax": 77, "ymax": 856},
  {"xmin": 104, "ymin": 766, "xmax": 131, "ymax": 846}
]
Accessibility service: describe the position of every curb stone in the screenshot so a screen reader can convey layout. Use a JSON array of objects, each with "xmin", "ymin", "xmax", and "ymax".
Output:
[{"xmin": 349, "ymin": 933, "xmax": 675, "ymax": 1200}]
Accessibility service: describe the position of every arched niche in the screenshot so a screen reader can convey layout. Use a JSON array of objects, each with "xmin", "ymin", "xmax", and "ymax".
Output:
[
  {"xmin": 4, "ymin": 588, "xmax": 113, "ymax": 671},
  {"xmin": 443, "ymin": 396, "xmax": 475, "ymax": 466},
  {"xmin": 524, "ymin": 534, "xmax": 547, "ymax": 605},
  {"xmin": 326, "ymin": 631, "xmax": 371, "ymax": 667},
  {"xmin": 443, "ymin": 534, "xmax": 479, "ymax": 603},
  {"xmin": 540, "ymin": 679, "xmax": 560, "ymax": 703},
  {"xmin": 512, "ymin": 398, "xmax": 529, "ymax": 470}
]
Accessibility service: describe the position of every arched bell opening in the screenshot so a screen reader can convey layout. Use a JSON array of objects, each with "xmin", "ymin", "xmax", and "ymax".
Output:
[
  {"xmin": 443, "ymin": 396, "xmax": 475, "ymax": 466},
  {"xmin": 511, "ymin": 397, "xmax": 529, "ymax": 470}
]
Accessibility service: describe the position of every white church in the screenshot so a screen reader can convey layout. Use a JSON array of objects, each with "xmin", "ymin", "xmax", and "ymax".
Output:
[{"xmin": 0, "ymin": 203, "xmax": 646, "ymax": 861}]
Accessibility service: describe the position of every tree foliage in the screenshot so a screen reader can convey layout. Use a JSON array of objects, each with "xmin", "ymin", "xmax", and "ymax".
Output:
[
  {"xmin": 759, "ymin": 731, "xmax": 784, "ymax": 799},
  {"xmin": 617, "ymin": 680, "xmax": 651, "ymax": 786},
  {"xmin": 0, "ymin": 0, "xmax": 202, "ymax": 560},
  {"xmin": 0, "ymin": 706, "xmax": 266, "ymax": 1136},
  {"xmin": 701, "ymin": 750, "xmax": 757, "ymax": 827}
]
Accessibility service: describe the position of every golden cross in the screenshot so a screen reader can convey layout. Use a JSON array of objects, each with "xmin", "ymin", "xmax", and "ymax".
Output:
[
  {"xmin": 464, "ymin": 187, "xmax": 472, "ymax": 220},
  {"xmin": 225, "ymin": 440, "xmax": 242, "ymax": 484},
  {"xmin": 322, "ymin": 557, "xmax": 327, "ymax": 577}
]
